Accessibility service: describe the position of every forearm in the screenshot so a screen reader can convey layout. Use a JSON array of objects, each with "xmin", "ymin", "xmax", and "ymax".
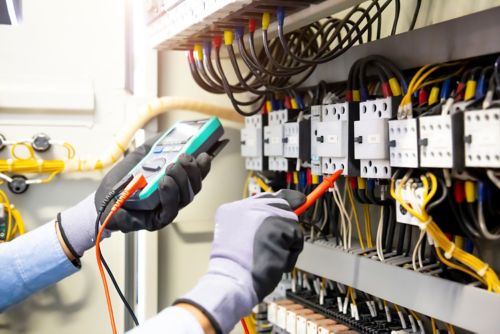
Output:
[{"xmin": 0, "ymin": 220, "xmax": 80, "ymax": 311}]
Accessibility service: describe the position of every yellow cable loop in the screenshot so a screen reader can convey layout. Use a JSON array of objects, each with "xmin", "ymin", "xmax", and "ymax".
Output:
[
  {"xmin": 391, "ymin": 173, "xmax": 500, "ymax": 292},
  {"xmin": 11, "ymin": 142, "xmax": 36, "ymax": 160},
  {"xmin": 346, "ymin": 185, "xmax": 365, "ymax": 250}
]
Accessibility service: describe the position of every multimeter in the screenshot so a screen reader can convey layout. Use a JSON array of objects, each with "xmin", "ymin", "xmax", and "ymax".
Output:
[{"xmin": 123, "ymin": 117, "xmax": 227, "ymax": 211}]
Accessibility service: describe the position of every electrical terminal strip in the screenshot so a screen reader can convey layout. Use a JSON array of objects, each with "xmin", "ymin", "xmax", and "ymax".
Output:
[
  {"xmin": 241, "ymin": 114, "xmax": 267, "ymax": 171},
  {"xmin": 464, "ymin": 108, "xmax": 500, "ymax": 168},
  {"xmin": 394, "ymin": 180, "xmax": 424, "ymax": 225},
  {"xmin": 317, "ymin": 102, "xmax": 359, "ymax": 176},
  {"xmin": 354, "ymin": 97, "xmax": 399, "ymax": 179},
  {"xmin": 388, "ymin": 119, "xmax": 419, "ymax": 168}
]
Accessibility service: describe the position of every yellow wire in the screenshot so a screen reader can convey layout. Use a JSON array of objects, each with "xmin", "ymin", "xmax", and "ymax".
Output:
[
  {"xmin": 431, "ymin": 318, "xmax": 437, "ymax": 334},
  {"xmin": 363, "ymin": 204, "xmax": 373, "ymax": 248},
  {"xmin": 348, "ymin": 288, "xmax": 356, "ymax": 305},
  {"xmin": 252, "ymin": 176, "xmax": 272, "ymax": 193},
  {"xmin": 408, "ymin": 309, "xmax": 420, "ymax": 322},
  {"xmin": 447, "ymin": 323, "xmax": 456, "ymax": 334},
  {"xmin": 63, "ymin": 142, "xmax": 76, "ymax": 159},
  {"xmin": 346, "ymin": 185, "xmax": 364, "ymax": 250}
]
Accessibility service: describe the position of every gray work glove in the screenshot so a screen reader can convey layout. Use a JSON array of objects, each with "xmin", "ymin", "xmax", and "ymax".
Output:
[
  {"xmin": 59, "ymin": 135, "xmax": 211, "ymax": 257},
  {"xmin": 174, "ymin": 190, "xmax": 306, "ymax": 334}
]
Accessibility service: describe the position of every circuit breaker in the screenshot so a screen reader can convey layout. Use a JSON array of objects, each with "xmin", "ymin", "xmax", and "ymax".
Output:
[
  {"xmin": 354, "ymin": 97, "xmax": 398, "ymax": 179},
  {"xmin": 263, "ymin": 109, "xmax": 301, "ymax": 171},
  {"xmin": 317, "ymin": 102, "xmax": 359, "ymax": 176},
  {"xmin": 241, "ymin": 114, "xmax": 266, "ymax": 171},
  {"xmin": 464, "ymin": 108, "xmax": 500, "ymax": 168},
  {"xmin": 419, "ymin": 113, "xmax": 464, "ymax": 169},
  {"xmin": 388, "ymin": 119, "xmax": 419, "ymax": 168},
  {"xmin": 310, "ymin": 105, "xmax": 322, "ymax": 176},
  {"xmin": 283, "ymin": 119, "xmax": 311, "ymax": 162}
]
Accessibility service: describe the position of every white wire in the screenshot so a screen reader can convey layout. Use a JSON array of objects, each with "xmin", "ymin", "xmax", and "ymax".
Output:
[
  {"xmin": 332, "ymin": 186, "xmax": 350, "ymax": 249},
  {"xmin": 337, "ymin": 185, "xmax": 352, "ymax": 249},
  {"xmin": 487, "ymin": 169, "xmax": 500, "ymax": 189},
  {"xmin": 413, "ymin": 230, "xmax": 426, "ymax": 271},
  {"xmin": 376, "ymin": 206, "xmax": 385, "ymax": 262}
]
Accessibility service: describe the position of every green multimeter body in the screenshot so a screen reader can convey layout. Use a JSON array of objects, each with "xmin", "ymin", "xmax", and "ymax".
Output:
[{"xmin": 123, "ymin": 117, "xmax": 225, "ymax": 211}]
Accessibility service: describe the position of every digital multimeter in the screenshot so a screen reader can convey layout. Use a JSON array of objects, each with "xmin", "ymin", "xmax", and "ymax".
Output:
[{"xmin": 123, "ymin": 117, "xmax": 226, "ymax": 210}]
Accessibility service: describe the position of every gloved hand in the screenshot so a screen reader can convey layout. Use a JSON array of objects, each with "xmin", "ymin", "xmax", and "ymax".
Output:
[
  {"xmin": 58, "ymin": 135, "xmax": 211, "ymax": 258},
  {"xmin": 174, "ymin": 190, "xmax": 306, "ymax": 334}
]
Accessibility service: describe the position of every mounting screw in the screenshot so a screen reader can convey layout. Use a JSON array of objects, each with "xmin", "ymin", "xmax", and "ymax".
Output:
[
  {"xmin": 8, "ymin": 175, "xmax": 29, "ymax": 194},
  {"xmin": 32, "ymin": 133, "xmax": 51, "ymax": 152}
]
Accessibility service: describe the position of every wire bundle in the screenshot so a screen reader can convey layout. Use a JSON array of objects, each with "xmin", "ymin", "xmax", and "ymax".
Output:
[
  {"xmin": 189, "ymin": 0, "xmax": 423, "ymax": 116},
  {"xmin": 391, "ymin": 172, "xmax": 500, "ymax": 293}
]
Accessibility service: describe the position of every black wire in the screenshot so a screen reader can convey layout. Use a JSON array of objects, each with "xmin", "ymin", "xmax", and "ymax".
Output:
[
  {"xmin": 396, "ymin": 222, "xmax": 406, "ymax": 255},
  {"xmin": 385, "ymin": 205, "xmax": 397, "ymax": 252},
  {"xmin": 95, "ymin": 192, "xmax": 139, "ymax": 327},
  {"xmin": 391, "ymin": 0, "xmax": 400, "ymax": 36},
  {"xmin": 409, "ymin": 0, "xmax": 422, "ymax": 31}
]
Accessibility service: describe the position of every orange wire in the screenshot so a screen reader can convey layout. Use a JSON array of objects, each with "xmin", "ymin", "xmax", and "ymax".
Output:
[
  {"xmin": 96, "ymin": 174, "xmax": 147, "ymax": 334},
  {"xmin": 241, "ymin": 319, "xmax": 250, "ymax": 334}
]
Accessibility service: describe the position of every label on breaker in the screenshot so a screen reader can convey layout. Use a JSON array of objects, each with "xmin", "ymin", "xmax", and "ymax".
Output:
[
  {"xmin": 297, "ymin": 316, "xmax": 308, "ymax": 334},
  {"xmin": 326, "ymin": 135, "xmax": 339, "ymax": 143},
  {"xmin": 286, "ymin": 312, "xmax": 297, "ymax": 334},
  {"xmin": 270, "ymin": 137, "xmax": 281, "ymax": 144},
  {"xmin": 268, "ymin": 302, "xmax": 277, "ymax": 324},
  {"xmin": 367, "ymin": 134, "xmax": 381, "ymax": 144}
]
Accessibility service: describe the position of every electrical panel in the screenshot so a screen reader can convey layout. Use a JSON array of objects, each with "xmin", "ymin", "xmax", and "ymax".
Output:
[
  {"xmin": 241, "ymin": 114, "xmax": 266, "ymax": 171},
  {"xmin": 464, "ymin": 108, "xmax": 500, "ymax": 168},
  {"xmin": 354, "ymin": 97, "xmax": 398, "ymax": 179}
]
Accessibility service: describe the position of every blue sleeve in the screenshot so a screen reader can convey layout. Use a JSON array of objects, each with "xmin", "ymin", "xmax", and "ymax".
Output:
[
  {"xmin": 0, "ymin": 221, "xmax": 79, "ymax": 311},
  {"xmin": 127, "ymin": 307, "xmax": 204, "ymax": 334}
]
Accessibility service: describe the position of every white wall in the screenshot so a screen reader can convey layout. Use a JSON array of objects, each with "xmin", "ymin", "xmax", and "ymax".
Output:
[{"xmin": 0, "ymin": 1, "xmax": 129, "ymax": 333}]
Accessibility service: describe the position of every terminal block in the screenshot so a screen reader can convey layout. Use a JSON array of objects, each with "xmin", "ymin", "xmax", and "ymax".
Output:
[
  {"xmin": 316, "ymin": 102, "xmax": 359, "ymax": 176},
  {"xmin": 283, "ymin": 119, "xmax": 311, "ymax": 162},
  {"xmin": 264, "ymin": 109, "xmax": 300, "ymax": 171},
  {"xmin": 395, "ymin": 180, "xmax": 424, "ymax": 225},
  {"xmin": 388, "ymin": 119, "xmax": 419, "ymax": 168},
  {"xmin": 241, "ymin": 114, "xmax": 266, "ymax": 171},
  {"xmin": 419, "ymin": 112, "xmax": 464, "ymax": 170},
  {"xmin": 310, "ymin": 105, "xmax": 322, "ymax": 176},
  {"xmin": 464, "ymin": 108, "xmax": 500, "ymax": 168},
  {"xmin": 354, "ymin": 97, "xmax": 399, "ymax": 179}
]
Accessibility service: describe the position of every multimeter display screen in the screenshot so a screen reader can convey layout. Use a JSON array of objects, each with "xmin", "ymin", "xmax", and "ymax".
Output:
[{"xmin": 158, "ymin": 121, "xmax": 205, "ymax": 146}]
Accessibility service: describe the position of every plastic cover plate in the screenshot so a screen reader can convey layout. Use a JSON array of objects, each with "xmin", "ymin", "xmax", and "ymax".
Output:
[{"xmin": 464, "ymin": 109, "xmax": 500, "ymax": 167}]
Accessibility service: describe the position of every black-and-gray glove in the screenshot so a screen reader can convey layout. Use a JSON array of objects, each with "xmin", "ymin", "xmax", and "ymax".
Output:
[
  {"xmin": 175, "ymin": 190, "xmax": 306, "ymax": 334},
  {"xmin": 59, "ymin": 135, "xmax": 211, "ymax": 257}
]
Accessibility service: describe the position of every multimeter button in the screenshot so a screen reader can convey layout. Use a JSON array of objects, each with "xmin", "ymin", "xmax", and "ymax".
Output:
[
  {"xmin": 142, "ymin": 158, "xmax": 166, "ymax": 172},
  {"xmin": 153, "ymin": 146, "xmax": 164, "ymax": 153}
]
